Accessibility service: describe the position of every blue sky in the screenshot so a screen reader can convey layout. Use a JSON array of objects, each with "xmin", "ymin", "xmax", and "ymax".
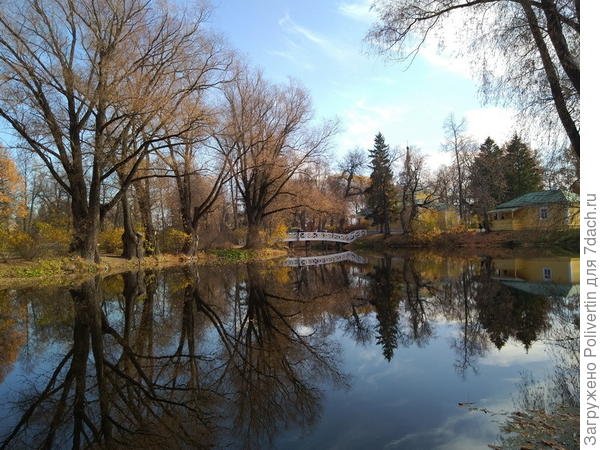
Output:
[{"xmin": 208, "ymin": 0, "xmax": 519, "ymax": 169}]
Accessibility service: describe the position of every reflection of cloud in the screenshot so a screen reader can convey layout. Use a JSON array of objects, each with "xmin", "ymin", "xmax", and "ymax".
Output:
[
  {"xmin": 338, "ymin": 0, "xmax": 376, "ymax": 23},
  {"xmin": 480, "ymin": 339, "xmax": 548, "ymax": 367},
  {"xmin": 382, "ymin": 410, "xmax": 499, "ymax": 450}
]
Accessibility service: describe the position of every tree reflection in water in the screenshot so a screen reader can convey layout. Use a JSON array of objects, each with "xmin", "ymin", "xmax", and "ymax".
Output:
[
  {"xmin": 0, "ymin": 265, "xmax": 347, "ymax": 449},
  {"xmin": 0, "ymin": 253, "xmax": 578, "ymax": 449}
]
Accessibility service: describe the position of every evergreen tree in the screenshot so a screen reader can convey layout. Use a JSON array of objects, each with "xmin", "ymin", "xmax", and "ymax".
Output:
[
  {"xmin": 503, "ymin": 134, "xmax": 543, "ymax": 200},
  {"xmin": 468, "ymin": 137, "xmax": 507, "ymax": 230},
  {"xmin": 369, "ymin": 256, "xmax": 400, "ymax": 361},
  {"xmin": 365, "ymin": 132, "xmax": 397, "ymax": 236}
]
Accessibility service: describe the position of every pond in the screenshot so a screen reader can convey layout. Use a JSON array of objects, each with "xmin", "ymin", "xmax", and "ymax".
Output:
[{"xmin": 0, "ymin": 251, "xmax": 579, "ymax": 449}]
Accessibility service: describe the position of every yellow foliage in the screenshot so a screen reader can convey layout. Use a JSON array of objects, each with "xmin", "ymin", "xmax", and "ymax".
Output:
[
  {"xmin": 162, "ymin": 228, "xmax": 191, "ymax": 253},
  {"xmin": 266, "ymin": 222, "xmax": 288, "ymax": 245},
  {"xmin": 34, "ymin": 222, "xmax": 71, "ymax": 250},
  {"xmin": 99, "ymin": 227, "xmax": 123, "ymax": 254},
  {"xmin": 1, "ymin": 227, "xmax": 36, "ymax": 259},
  {"xmin": 0, "ymin": 149, "xmax": 26, "ymax": 225}
]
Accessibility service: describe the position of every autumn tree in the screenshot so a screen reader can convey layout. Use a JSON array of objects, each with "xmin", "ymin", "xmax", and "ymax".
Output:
[
  {"xmin": 365, "ymin": 133, "xmax": 397, "ymax": 236},
  {"xmin": 0, "ymin": 147, "xmax": 25, "ymax": 226},
  {"xmin": 338, "ymin": 148, "xmax": 367, "ymax": 198},
  {"xmin": 397, "ymin": 146, "xmax": 435, "ymax": 234},
  {"xmin": 161, "ymin": 139, "xmax": 231, "ymax": 254},
  {"xmin": 216, "ymin": 69, "xmax": 337, "ymax": 248},
  {"xmin": 367, "ymin": 0, "xmax": 579, "ymax": 162},
  {"xmin": 442, "ymin": 114, "xmax": 474, "ymax": 221},
  {"xmin": 0, "ymin": 0, "xmax": 221, "ymax": 260}
]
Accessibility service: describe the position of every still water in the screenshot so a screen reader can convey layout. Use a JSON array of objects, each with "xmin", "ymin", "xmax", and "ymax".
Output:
[{"xmin": 0, "ymin": 252, "xmax": 579, "ymax": 449}]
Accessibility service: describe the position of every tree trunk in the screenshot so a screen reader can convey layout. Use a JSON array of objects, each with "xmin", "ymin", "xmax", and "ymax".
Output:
[
  {"xmin": 520, "ymin": 0, "xmax": 580, "ymax": 160},
  {"xmin": 134, "ymin": 173, "xmax": 155, "ymax": 255},
  {"xmin": 245, "ymin": 221, "xmax": 262, "ymax": 249},
  {"xmin": 70, "ymin": 194, "xmax": 100, "ymax": 262},
  {"xmin": 121, "ymin": 191, "xmax": 143, "ymax": 260},
  {"xmin": 182, "ymin": 227, "xmax": 200, "ymax": 256},
  {"xmin": 540, "ymin": 0, "xmax": 579, "ymax": 94}
]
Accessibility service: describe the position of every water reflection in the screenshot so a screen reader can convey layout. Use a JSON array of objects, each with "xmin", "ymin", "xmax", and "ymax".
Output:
[{"xmin": 0, "ymin": 253, "xmax": 579, "ymax": 449}]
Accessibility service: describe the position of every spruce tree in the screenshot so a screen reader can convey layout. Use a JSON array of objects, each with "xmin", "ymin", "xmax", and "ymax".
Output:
[
  {"xmin": 503, "ymin": 134, "xmax": 543, "ymax": 200},
  {"xmin": 468, "ymin": 137, "xmax": 507, "ymax": 229},
  {"xmin": 365, "ymin": 132, "xmax": 397, "ymax": 236}
]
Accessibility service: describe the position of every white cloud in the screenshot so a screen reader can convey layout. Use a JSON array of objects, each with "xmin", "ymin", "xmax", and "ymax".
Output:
[
  {"xmin": 337, "ymin": 100, "xmax": 409, "ymax": 151},
  {"xmin": 420, "ymin": 41, "xmax": 474, "ymax": 79},
  {"xmin": 278, "ymin": 13, "xmax": 350, "ymax": 61},
  {"xmin": 338, "ymin": 0, "xmax": 376, "ymax": 23},
  {"xmin": 463, "ymin": 107, "xmax": 518, "ymax": 145},
  {"xmin": 267, "ymin": 49, "xmax": 315, "ymax": 70}
]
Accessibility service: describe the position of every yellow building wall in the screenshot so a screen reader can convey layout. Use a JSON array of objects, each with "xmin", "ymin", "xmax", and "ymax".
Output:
[
  {"xmin": 489, "ymin": 204, "xmax": 579, "ymax": 231},
  {"xmin": 492, "ymin": 257, "xmax": 579, "ymax": 284}
]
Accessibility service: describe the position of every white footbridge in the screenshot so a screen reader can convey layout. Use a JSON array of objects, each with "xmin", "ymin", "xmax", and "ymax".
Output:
[
  {"xmin": 283, "ymin": 251, "xmax": 367, "ymax": 267},
  {"xmin": 282, "ymin": 229, "xmax": 368, "ymax": 244}
]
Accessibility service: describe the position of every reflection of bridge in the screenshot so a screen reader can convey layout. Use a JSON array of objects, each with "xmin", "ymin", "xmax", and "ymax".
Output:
[
  {"xmin": 282, "ymin": 229, "xmax": 368, "ymax": 244},
  {"xmin": 283, "ymin": 251, "xmax": 368, "ymax": 267}
]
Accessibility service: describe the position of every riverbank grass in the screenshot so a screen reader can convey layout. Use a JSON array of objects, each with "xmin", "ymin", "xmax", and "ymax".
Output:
[
  {"xmin": 352, "ymin": 229, "xmax": 579, "ymax": 254},
  {"xmin": 0, "ymin": 248, "xmax": 288, "ymax": 289}
]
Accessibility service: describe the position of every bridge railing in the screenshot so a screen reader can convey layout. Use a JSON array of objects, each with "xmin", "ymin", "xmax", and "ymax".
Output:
[
  {"xmin": 282, "ymin": 229, "xmax": 367, "ymax": 243},
  {"xmin": 283, "ymin": 251, "xmax": 367, "ymax": 267}
]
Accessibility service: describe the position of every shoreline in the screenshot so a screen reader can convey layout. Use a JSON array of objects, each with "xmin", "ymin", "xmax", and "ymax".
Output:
[
  {"xmin": 349, "ymin": 229, "xmax": 579, "ymax": 256},
  {"xmin": 0, "ymin": 229, "xmax": 579, "ymax": 290},
  {"xmin": 0, "ymin": 248, "xmax": 288, "ymax": 290}
]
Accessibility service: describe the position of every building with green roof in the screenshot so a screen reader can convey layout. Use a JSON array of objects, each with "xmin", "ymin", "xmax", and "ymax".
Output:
[{"xmin": 488, "ymin": 190, "xmax": 579, "ymax": 231}]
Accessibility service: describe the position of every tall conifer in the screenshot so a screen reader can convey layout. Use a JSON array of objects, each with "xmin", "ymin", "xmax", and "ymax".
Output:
[{"xmin": 365, "ymin": 133, "xmax": 397, "ymax": 236}]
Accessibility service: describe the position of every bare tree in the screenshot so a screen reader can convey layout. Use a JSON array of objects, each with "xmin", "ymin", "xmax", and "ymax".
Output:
[
  {"xmin": 0, "ymin": 0, "xmax": 222, "ymax": 260},
  {"xmin": 338, "ymin": 148, "xmax": 367, "ymax": 198},
  {"xmin": 216, "ymin": 69, "xmax": 337, "ymax": 248},
  {"xmin": 367, "ymin": 0, "xmax": 579, "ymax": 161},
  {"xmin": 442, "ymin": 114, "xmax": 474, "ymax": 222},
  {"xmin": 397, "ymin": 146, "xmax": 435, "ymax": 234},
  {"xmin": 161, "ymin": 138, "xmax": 231, "ymax": 254}
]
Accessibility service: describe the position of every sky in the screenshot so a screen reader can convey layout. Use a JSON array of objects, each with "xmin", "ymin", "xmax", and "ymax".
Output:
[{"xmin": 207, "ymin": 0, "xmax": 520, "ymax": 169}]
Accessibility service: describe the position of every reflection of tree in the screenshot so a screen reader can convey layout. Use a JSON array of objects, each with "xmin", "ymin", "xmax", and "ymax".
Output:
[
  {"xmin": 1, "ymin": 265, "xmax": 349, "ymax": 449},
  {"xmin": 432, "ymin": 262, "xmax": 489, "ymax": 377},
  {"xmin": 216, "ymin": 264, "xmax": 347, "ymax": 449},
  {"xmin": 493, "ymin": 292, "xmax": 579, "ymax": 449},
  {"xmin": 474, "ymin": 258, "xmax": 551, "ymax": 351},
  {"xmin": 368, "ymin": 255, "xmax": 400, "ymax": 361},
  {"xmin": 0, "ymin": 290, "xmax": 25, "ymax": 383},
  {"xmin": 366, "ymin": 256, "xmax": 436, "ymax": 360},
  {"xmin": 399, "ymin": 257, "xmax": 433, "ymax": 347},
  {"xmin": 1, "ymin": 273, "xmax": 217, "ymax": 449}
]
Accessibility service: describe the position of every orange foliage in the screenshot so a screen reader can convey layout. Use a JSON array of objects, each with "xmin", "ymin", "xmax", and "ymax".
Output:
[{"xmin": 0, "ymin": 148, "xmax": 26, "ymax": 225}]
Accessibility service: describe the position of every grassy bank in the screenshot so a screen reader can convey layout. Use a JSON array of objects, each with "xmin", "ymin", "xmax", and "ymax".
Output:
[
  {"xmin": 351, "ymin": 229, "xmax": 579, "ymax": 255},
  {"xmin": 0, "ymin": 248, "xmax": 288, "ymax": 290}
]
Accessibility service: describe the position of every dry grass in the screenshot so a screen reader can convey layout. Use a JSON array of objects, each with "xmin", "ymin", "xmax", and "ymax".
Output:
[{"xmin": 0, "ymin": 248, "xmax": 288, "ymax": 290}]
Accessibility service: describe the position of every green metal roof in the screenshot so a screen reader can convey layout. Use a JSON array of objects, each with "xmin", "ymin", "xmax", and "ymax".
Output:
[
  {"xmin": 501, "ymin": 280, "xmax": 579, "ymax": 298},
  {"xmin": 494, "ymin": 190, "xmax": 579, "ymax": 210}
]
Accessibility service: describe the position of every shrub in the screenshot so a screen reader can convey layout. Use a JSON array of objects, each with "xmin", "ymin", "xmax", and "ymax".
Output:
[
  {"xmin": 33, "ymin": 221, "xmax": 71, "ymax": 256},
  {"xmin": 161, "ymin": 228, "xmax": 191, "ymax": 254},
  {"xmin": 266, "ymin": 223, "xmax": 288, "ymax": 246},
  {"xmin": 8, "ymin": 228, "xmax": 37, "ymax": 259},
  {"xmin": 99, "ymin": 227, "xmax": 123, "ymax": 254}
]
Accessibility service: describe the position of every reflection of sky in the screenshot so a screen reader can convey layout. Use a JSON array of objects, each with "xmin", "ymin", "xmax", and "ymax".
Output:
[
  {"xmin": 275, "ymin": 321, "xmax": 551, "ymax": 450},
  {"xmin": 0, "ymin": 261, "xmax": 575, "ymax": 449}
]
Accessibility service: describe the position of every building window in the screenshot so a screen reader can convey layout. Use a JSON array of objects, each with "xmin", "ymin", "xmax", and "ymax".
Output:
[
  {"xmin": 539, "ymin": 207, "xmax": 548, "ymax": 219},
  {"xmin": 543, "ymin": 267, "xmax": 552, "ymax": 281}
]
